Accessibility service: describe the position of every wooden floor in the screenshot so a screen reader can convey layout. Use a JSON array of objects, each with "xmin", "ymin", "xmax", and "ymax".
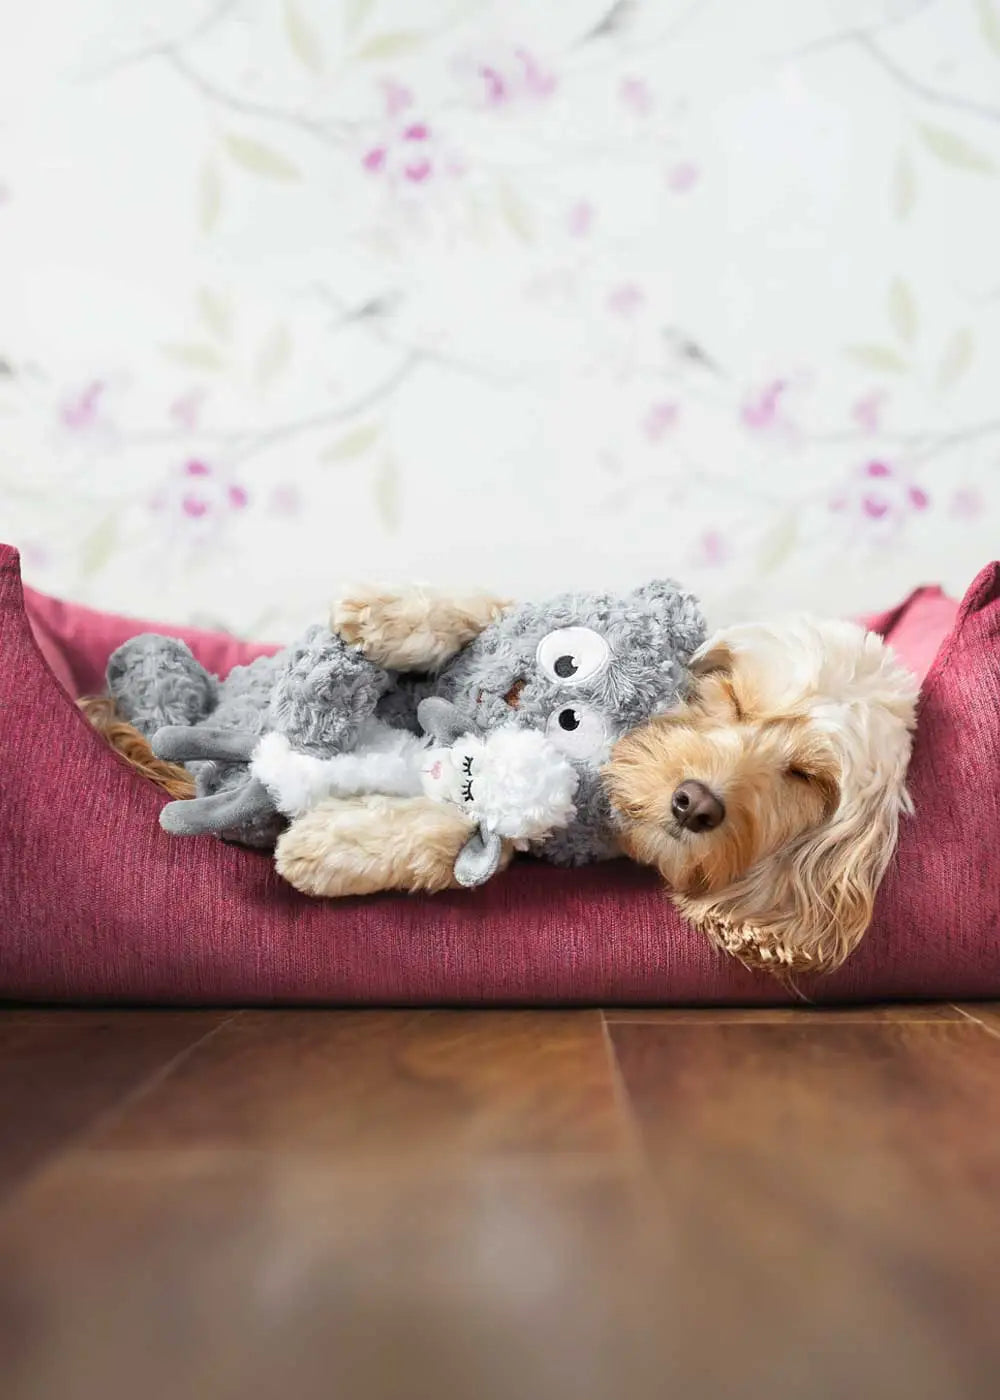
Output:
[{"xmin": 2, "ymin": 1005, "xmax": 1000, "ymax": 1399}]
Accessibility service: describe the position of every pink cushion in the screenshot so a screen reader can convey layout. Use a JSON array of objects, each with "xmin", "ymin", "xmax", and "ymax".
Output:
[
  {"xmin": 1, "ymin": 539, "xmax": 997, "ymax": 1005},
  {"xmin": 23, "ymin": 584, "xmax": 277, "ymax": 699}
]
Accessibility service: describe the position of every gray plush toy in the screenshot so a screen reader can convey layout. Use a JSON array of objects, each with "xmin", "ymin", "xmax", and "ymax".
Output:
[{"xmin": 106, "ymin": 579, "xmax": 705, "ymax": 880}]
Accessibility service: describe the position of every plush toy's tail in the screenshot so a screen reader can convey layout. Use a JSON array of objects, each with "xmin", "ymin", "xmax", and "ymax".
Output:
[{"xmin": 78, "ymin": 696, "xmax": 197, "ymax": 800}]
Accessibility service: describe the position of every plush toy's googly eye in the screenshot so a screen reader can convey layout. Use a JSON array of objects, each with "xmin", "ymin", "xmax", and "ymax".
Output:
[
  {"xmin": 535, "ymin": 627, "xmax": 610, "ymax": 686},
  {"xmin": 544, "ymin": 704, "xmax": 609, "ymax": 762}
]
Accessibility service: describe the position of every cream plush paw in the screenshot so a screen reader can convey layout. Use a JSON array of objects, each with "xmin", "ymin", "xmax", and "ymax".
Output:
[{"xmin": 330, "ymin": 586, "xmax": 510, "ymax": 672}]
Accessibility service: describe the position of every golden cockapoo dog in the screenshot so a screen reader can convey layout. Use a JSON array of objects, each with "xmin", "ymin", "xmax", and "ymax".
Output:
[{"xmin": 603, "ymin": 618, "xmax": 918, "ymax": 974}]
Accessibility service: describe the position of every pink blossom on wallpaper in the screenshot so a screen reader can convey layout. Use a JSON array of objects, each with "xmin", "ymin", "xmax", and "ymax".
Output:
[
  {"xmin": 20, "ymin": 540, "xmax": 50, "ymax": 571},
  {"xmin": 59, "ymin": 380, "xmax": 107, "ymax": 432},
  {"xmin": 951, "ymin": 486, "xmax": 984, "ymax": 520},
  {"xmin": 567, "ymin": 200, "xmax": 595, "ymax": 238},
  {"xmin": 741, "ymin": 380, "xmax": 789, "ymax": 433},
  {"xmin": 642, "ymin": 400, "xmax": 679, "ymax": 440},
  {"xmin": 169, "ymin": 388, "xmax": 206, "ymax": 431},
  {"xmin": 619, "ymin": 77, "xmax": 653, "ymax": 117},
  {"xmin": 269, "ymin": 483, "xmax": 301, "ymax": 515},
  {"xmin": 360, "ymin": 110, "xmax": 462, "ymax": 192},
  {"xmin": 692, "ymin": 530, "xmax": 732, "ymax": 567},
  {"xmin": 830, "ymin": 458, "xmax": 930, "ymax": 536},
  {"xmin": 607, "ymin": 282, "xmax": 645, "ymax": 317},
  {"xmin": 150, "ymin": 458, "xmax": 249, "ymax": 541},
  {"xmin": 667, "ymin": 162, "xmax": 699, "ymax": 193},
  {"xmin": 454, "ymin": 43, "xmax": 556, "ymax": 108},
  {"xmin": 851, "ymin": 390, "xmax": 886, "ymax": 434},
  {"xmin": 380, "ymin": 79, "xmax": 414, "ymax": 118}
]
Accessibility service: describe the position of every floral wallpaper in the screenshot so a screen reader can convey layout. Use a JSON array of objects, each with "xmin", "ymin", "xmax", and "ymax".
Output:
[{"xmin": 1, "ymin": 0, "xmax": 998, "ymax": 638}]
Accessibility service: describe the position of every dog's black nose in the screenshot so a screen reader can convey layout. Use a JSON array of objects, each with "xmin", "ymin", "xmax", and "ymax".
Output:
[{"xmin": 671, "ymin": 780, "xmax": 725, "ymax": 833}]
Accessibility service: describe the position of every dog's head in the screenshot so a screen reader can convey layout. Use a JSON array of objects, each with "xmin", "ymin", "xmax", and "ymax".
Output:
[{"xmin": 603, "ymin": 617, "xmax": 918, "ymax": 973}]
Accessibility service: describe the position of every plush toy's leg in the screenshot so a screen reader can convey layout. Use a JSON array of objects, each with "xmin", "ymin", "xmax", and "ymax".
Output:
[
  {"xmin": 330, "ymin": 587, "xmax": 510, "ymax": 672},
  {"xmin": 107, "ymin": 635, "xmax": 219, "ymax": 737},
  {"xmin": 152, "ymin": 725, "xmax": 257, "ymax": 766},
  {"xmin": 274, "ymin": 794, "xmax": 482, "ymax": 897},
  {"xmin": 159, "ymin": 777, "xmax": 274, "ymax": 837}
]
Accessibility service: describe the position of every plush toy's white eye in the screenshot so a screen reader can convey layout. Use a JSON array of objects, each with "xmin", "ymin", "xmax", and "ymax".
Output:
[
  {"xmin": 545, "ymin": 703, "xmax": 609, "ymax": 762},
  {"xmin": 536, "ymin": 627, "xmax": 610, "ymax": 686}
]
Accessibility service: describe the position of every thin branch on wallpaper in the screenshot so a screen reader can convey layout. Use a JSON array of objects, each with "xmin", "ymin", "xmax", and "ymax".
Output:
[
  {"xmin": 855, "ymin": 33, "xmax": 1000, "ymax": 129},
  {"xmin": 811, "ymin": 417, "xmax": 1000, "ymax": 460},
  {"xmin": 776, "ymin": 23, "xmax": 1000, "ymax": 130},
  {"xmin": 123, "ymin": 352, "xmax": 421, "ymax": 465},
  {"xmin": 308, "ymin": 285, "xmax": 527, "ymax": 390},
  {"xmin": 163, "ymin": 50, "xmax": 356, "ymax": 146},
  {"xmin": 75, "ymin": 0, "xmax": 242, "ymax": 82}
]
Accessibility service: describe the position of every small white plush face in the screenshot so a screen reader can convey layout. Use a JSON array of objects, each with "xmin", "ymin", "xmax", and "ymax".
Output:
[
  {"xmin": 420, "ymin": 728, "xmax": 578, "ymax": 843},
  {"xmin": 420, "ymin": 737, "xmax": 487, "ymax": 810}
]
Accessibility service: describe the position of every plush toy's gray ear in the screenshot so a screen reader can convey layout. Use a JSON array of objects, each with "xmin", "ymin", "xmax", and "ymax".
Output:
[
  {"xmin": 453, "ymin": 828, "xmax": 504, "ymax": 888},
  {"xmin": 417, "ymin": 696, "xmax": 468, "ymax": 745},
  {"xmin": 627, "ymin": 578, "xmax": 707, "ymax": 661}
]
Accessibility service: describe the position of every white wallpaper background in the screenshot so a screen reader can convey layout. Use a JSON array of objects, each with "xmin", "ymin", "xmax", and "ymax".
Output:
[{"xmin": 1, "ymin": 0, "xmax": 998, "ymax": 638}]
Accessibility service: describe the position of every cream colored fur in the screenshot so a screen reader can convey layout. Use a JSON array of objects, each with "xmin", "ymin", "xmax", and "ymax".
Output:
[
  {"xmin": 605, "ymin": 616, "xmax": 919, "ymax": 974},
  {"xmin": 331, "ymin": 585, "xmax": 510, "ymax": 671},
  {"xmin": 274, "ymin": 792, "xmax": 514, "ymax": 897}
]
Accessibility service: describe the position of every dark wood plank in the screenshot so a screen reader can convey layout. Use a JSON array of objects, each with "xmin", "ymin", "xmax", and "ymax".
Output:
[
  {"xmin": 0, "ymin": 1151, "xmax": 663, "ymax": 1400},
  {"xmin": 610, "ymin": 1019, "xmax": 1000, "ymax": 1398},
  {"xmin": 605, "ymin": 1003, "xmax": 966, "ymax": 1024},
  {"xmin": 89, "ymin": 1009, "xmax": 627, "ymax": 1162},
  {"xmin": 0, "ymin": 1009, "xmax": 656, "ymax": 1400},
  {"xmin": 0, "ymin": 1011, "xmax": 230, "ymax": 1200}
]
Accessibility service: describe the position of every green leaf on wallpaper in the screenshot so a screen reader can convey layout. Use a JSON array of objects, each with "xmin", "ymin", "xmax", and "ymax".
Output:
[
  {"xmin": 161, "ymin": 341, "xmax": 226, "ymax": 371},
  {"xmin": 916, "ymin": 124, "xmax": 995, "ymax": 173},
  {"xmin": 321, "ymin": 422, "xmax": 381, "ymax": 462},
  {"xmin": 255, "ymin": 324, "xmax": 293, "ymax": 389},
  {"xmin": 887, "ymin": 278, "xmax": 917, "ymax": 345},
  {"xmin": 197, "ymin": 287, "xmax": 234, "ymax": 342},
  {"xmin": 225, "ymin": 133, "xmax": 300, "ymax": 181},
  {"xmin": 756, "ymin": 513, "xmax": 798, "ymax": 576},
  {"xmin": 891, "ymin": 149, "xmax": 916, "ymax": 220},
  {"xmin": 844, "ymin": 343, "xmax": 909, "ymax": 374},
  {"xmin": 80, "ymin": 515, "xmax": 119, "ymax": 578},
  {"xmin": 198, "ymin": 158, "xmax": 222, "ymax": 235},
  {"xmin": 937, "ymin": 327, "xmax": 974, "ymax": 390},
  {"xmin": 284, "ymin": 0, "xmax": 325, "ymax": 73},
  {"xmin": 497, "ymin": 180, "xmax": 533, "ymax": 243},
  {"xmin": 357, "ymin": 31, "xmax": 423, "ymax": 60},
  {"xmin": 975, "ymin": 0, "xmax": 1000, "ymax": 57},
  {"xmin": 373, "ymin": 452, "xmax": 400, "ymax": 530},
  {"xmin": 345, "ymin": 0, "xmax": 377, "ymax": 36}
]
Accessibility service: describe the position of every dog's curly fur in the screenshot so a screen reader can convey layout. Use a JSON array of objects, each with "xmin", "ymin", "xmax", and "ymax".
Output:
[
  {"xmin": 78, "ymin": 697, "xmax": 196, "ymax": 799},
  {"xmin": 603, "ymin": 617, "xmax": 918, "ymax": 974},
  {"xmin": 273, "ymin": 792, "xmax": 512, "ymax": 897}
]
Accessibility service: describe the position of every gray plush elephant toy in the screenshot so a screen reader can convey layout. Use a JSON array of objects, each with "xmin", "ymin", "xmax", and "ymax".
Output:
[{"xmin": 106, "ymin": 579, "xmax": 706, "ymax": 888}]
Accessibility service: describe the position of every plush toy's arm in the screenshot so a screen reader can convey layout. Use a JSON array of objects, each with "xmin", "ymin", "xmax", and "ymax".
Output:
[
  {"xmin": 267, "ymin": 625, "xmax": 391, "ymax": 755},
  {"xmin": 251, "ymin": 730, "xmax": 425, "ymax": 818},
  {"xmin": 331, "ymin": 586, "xmax": 510, "ymax": 672}
]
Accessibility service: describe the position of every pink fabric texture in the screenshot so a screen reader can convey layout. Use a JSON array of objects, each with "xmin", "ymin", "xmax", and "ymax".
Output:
[
  {"xmin": 23, "ymin": 583, "xmax": 277, "ymax": 698},
  {"xmin": 1, "ymin": 541, "xmax": 997, "ymax": 1005}
]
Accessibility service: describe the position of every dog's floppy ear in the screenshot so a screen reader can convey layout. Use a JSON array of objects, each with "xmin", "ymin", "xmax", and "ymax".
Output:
[
  {"xmin": 689, "ymin": 638, "xmax": 733, "ymax": 679},
  {"xmin": 691, "ymin": 781, "xmax": 909, "ymax": 974}
]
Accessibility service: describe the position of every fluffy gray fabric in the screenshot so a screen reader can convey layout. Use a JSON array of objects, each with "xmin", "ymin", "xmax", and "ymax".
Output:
[{"xmin": 106, "ymin": 579, "xmax": 705, "ymax": 867}]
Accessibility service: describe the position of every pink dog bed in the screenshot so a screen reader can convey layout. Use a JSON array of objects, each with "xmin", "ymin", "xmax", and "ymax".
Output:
[{"xmin": 1, "ymin": 539, "xmax": 998, "ymax": 1005}]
